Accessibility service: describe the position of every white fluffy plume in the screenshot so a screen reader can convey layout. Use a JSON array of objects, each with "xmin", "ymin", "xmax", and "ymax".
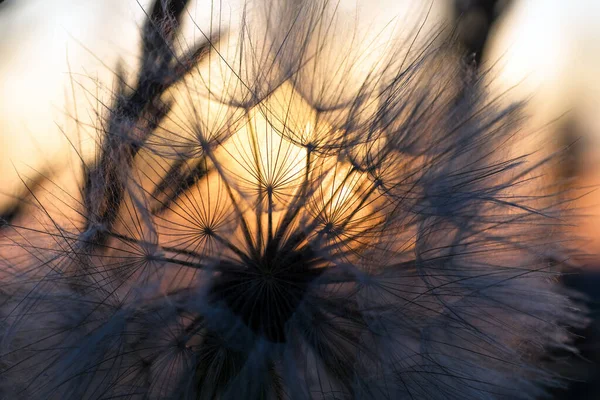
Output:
[{"xmin": 0, "ymin": 1, "xmax": 586, "ymax": 399}]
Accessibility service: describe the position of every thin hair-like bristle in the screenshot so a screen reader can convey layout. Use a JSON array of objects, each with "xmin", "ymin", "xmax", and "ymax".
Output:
[{"xmin": 0, "ymin": 1, "xmax": 586, "ymax": 399}]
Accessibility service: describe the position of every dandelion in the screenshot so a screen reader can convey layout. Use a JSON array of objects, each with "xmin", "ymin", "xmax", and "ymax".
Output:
[{"xmin": 0, "ymin": 0, "xmax": 586, "ymax": 399}]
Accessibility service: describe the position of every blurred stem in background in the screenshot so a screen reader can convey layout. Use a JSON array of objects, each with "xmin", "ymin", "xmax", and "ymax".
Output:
[{"xmin": 453, "ymin": 0, "xmax": 513, "ymax": 66}]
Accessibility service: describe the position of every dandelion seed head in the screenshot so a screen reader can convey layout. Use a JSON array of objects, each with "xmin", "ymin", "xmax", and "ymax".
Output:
[{"xmin": 0, "ymin": 0, "xmax": 587, "ymax": 399}]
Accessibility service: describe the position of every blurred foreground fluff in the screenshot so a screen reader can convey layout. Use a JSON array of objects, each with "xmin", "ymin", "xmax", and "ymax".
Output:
[{"xmin": 0, "ymin": 0, "xmax": 586, "ymax": 398}]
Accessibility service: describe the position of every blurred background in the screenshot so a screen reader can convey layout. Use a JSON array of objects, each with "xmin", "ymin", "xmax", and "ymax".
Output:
[{"xmin": 0, "ymin": 0, "xmax": 598, "ymax": 397}]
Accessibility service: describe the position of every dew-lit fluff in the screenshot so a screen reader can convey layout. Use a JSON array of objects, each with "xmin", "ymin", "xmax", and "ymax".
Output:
[{"xmin": 0, "ymin": 0, "xmax": 585, "ymax": 399}]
